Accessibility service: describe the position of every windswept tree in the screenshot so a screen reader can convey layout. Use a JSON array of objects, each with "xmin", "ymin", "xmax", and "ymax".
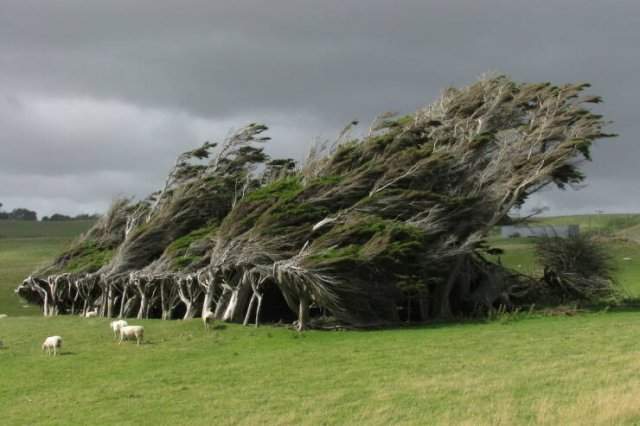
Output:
[
  {"xmin": 204, "ymin": 75, "xmax": 614, "ymax": 328},
  {"xmin": 19, "ymin": 75, "xmax": 615, "ymax": 328},
  {"xmin": 100, "ymin": 123, "xmax": 272, "ymax": 276}
]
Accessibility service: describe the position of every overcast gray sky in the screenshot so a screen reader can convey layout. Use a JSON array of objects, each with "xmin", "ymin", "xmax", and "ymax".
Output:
[{"xmin": 1, "ymin": 0, "xmax": 638, "ymax": 217}]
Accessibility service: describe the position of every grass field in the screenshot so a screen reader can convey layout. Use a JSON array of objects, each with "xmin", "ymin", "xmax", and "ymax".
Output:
[
  {"xmin": 3, "ymin": 216, "xmax": 640, "ymax": 424},
  {"xmin": 488, "ymin": 214, "xmax": 640, "ymax": 296},
  {"xmin": 0, "ymin": 220, "xmax": 94, "ymax": 316},
  {"xmin": 4, "ymin": 313, "xmax": 640, "ymax": 425}
]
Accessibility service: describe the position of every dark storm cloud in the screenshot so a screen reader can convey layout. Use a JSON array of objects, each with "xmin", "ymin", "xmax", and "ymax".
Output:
[{"xmin": 0, "ymin": 0, "xmax": 638, "ymax": 215}]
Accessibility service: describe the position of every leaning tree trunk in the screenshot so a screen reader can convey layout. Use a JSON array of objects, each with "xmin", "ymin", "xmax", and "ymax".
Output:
[
  {"xmin": 43, "ymin": 290, "xmax": 50, "ymax": 316},
  {"xmin": 243, "ymin": 293, "xmax": 257, "ymax": 326},
  {"xmin": 137, "ymin": 294, "xmax": 147, "ymax": 320},
  {"xmin": 254, "ymin": 291, "xmax": 263, "ymax": 327},
  {"xmin": 297, "ymin": 293, "xmax": 310, "ymax": 332},
  {"xmin": 161, "ymin": 308, "xmax": 172, "ymax": 320},
  {"xmin": 160, "ymin": 279, "xmax": 170, "ymax": 320},
  {"xmin": 222, "ymin": 288, "xmax": 239, "ymax": 321},
  {"xmin": 160, "ymin": 277, "xmax": 180, "ymax": 320},
  {"xmin": 214, "ymin": 287, "xmax": 231, "ymax": 319},
  {"xmin": 184, "ymin": 302, "xmax": 196, "ymax": 320},
  {"xmin": 119, "ymin": 287, "xmax": 129, "ymax": 318},
  {"xmin": 70, "ymin": 285, "xmax": 80, "ymax": 315},
  {"xmin": 220, "ymin": 280, "xmax": 251, "ymax": 323},
  {"xmin": 243, "ymin": 279, "xmax": 265, "ymax": 327},
  {"xmin": 106, "ymin": 281, "xmax": 117, "ymax": 318},
  {"xmin": 434, "ymin": 256, "xmax": 465, "ymax": 319},
  {"xmin": 198, "ymin": 269, "xmax": 217, "ymax": 319},
  {"xmin": 123, "ymin": 295, "xmax": 139, "ymax": 318},
  {"xmin": 178, "ymin": 275, "xmax": 201, "ymax": 320},
  {"xmin": 46, "ymin": 277, "xmax": 60, "ymax": 316},
  {"xmin": 145, "ymin": 286, "xmax": 159, "ymax": 319},
  {"xmin": 202, "ymin": 290, "xmax": 214, "ymax": 317}
]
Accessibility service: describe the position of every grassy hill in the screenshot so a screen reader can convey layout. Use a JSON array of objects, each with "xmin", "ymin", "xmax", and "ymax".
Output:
[{"xmin": 0, "ymin": 220, "xmax": 95, "ymax": 316}]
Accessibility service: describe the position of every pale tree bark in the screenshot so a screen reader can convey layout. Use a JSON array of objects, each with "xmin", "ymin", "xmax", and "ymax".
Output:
[
  {"xmin": 243, "ymin": 276, "xmax": 267, "ymax": 327},
  {"xmin": 160, "ymin": 275, "xmax": 181, "ymax": 320},
  {"xmin": 297, "ymin": 293, "xmax": 311, "ymax": 332},
  {"xmin": 213, "ymin": 286, "xmax": 231, "ymax": 319},
  {"xmin": 198, "ymin": 269, "xmax": 218, "ymax": 319},
  {"xmin": 133, "ymin": 273, "xmax": 149, "ymax": 320},
  {"xmin": 46, "ymin": 276, "xmax": 61, "ymax": 316},
  {"xmin": 119, "ymin": 279, "xmax": 131, "ymax": 318},
  {"xmin": 178, "ymin": 274, "xmax": 202, "ymax": 320}
]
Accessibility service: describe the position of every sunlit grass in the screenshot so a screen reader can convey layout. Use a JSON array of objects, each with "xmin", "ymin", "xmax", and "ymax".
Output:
[{"xmin": 2, "ymin": 313, "xmax": 640, "ymax": 425}]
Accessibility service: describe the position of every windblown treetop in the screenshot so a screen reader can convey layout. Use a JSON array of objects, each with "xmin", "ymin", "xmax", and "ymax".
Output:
[{"xmin": 18, "ymin": 75, "xmax": 614, "ymax": 328}]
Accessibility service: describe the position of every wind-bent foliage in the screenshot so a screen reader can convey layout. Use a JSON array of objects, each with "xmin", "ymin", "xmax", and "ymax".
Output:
[
  {"xmin": 536, "ymin": 235, "xmax": 618, "ymax": 303},
  {"xmin": 18, "ymin": 75, "xmax": 615, "ymax": 328}
]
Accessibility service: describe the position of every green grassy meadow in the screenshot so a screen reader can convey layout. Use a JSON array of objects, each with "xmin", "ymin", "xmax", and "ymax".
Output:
[
  {"xmin": 488, "ymin": 214, "xmax": 640, "ymax": 296},
  {"xmin": 3, "ymin": 216, "xmax": 640, "ymax": 424},
  {"xmin": 4, "ymin": 313, "xmax": 640, "ymax": 425},
  {"xmin": 0, "ymin": 220, "xmax": 94, "ymax": 316}
]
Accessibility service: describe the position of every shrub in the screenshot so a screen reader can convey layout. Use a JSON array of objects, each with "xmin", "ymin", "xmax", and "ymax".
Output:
[{"xmin": 535, "ymin": 235, "xmax": 617, "ymax": 303}]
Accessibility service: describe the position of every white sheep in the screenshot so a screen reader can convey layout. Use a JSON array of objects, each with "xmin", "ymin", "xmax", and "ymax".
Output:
[
  {"xmin": 119, "ymin": 325, "xmax": 144, "ymax": 345},
  {"xmin": 85, "ymin": 309, "xmax": 98, "ymax": 318},
  {"xmin": 42, "ymin": 336, "xmax": 62, "ymax": 356},
  {"xmin": 0, "ymin": 314, "xmax": 7, "ymax": 319},
  {"xmin": 110, "ymin": 320, "xmax": 128, "ymax": 338},
  {"xmin": 202, "ymin": 311, "xmax": 215, "ymax": 329}
]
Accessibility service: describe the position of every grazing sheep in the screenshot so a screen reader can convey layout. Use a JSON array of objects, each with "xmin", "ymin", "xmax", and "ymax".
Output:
[
  {"xmin": 42, "ymin": 336, "xmax": 62, "ymax": 356},
  {"xmin": 202, "ymin": 311, "xmax": 214, "ymax": 329},
  {"xmin": 85, "ymin": 310, "xmax": 98, "ymax": 318},
  {"xmin": 119, "ymin": 325, "xmax": 144, "ymax": 345},
  {"xmin": 110, "ymin": 320, "xmax": 129, "ymax": 338},
  {"xmin": 0, "ymin": 314, "xmax": 7, "ymax": 319}
]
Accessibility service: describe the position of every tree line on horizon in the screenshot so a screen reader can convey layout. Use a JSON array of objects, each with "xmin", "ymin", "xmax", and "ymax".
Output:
[{"xmin": 0, "ymin": 202, "xmax": 99, "ymax": 222}]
